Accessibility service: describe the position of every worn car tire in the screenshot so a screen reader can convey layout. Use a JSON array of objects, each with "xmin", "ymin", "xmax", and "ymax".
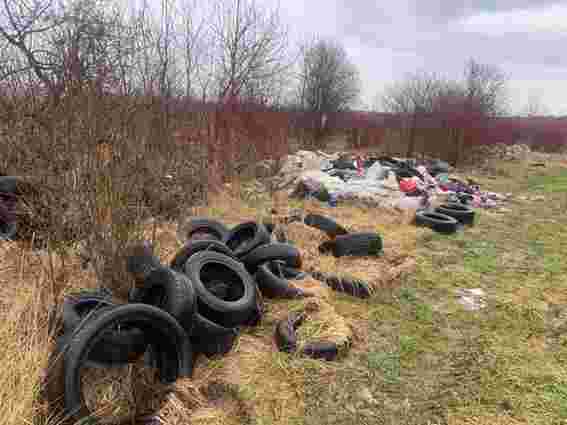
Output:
[
  {"xmin": 190, "ymin": 312, "xmax": 239, "ymax": 357},
  {"xmin": 184, "ymin": 251, "xmax": 257, "ymax": 328},
  {"xmin": 415, "ymin": 211, "xmax": 458, "ymax": 234},
  {"xmin": 170, "ymin": 239, "xmax": 236, "ymax": 272},
  {"xmin": 254, "ymin": 263, "xmax": 311, "ymax": 299},
  {"xmin": 435, "ymin": 203, "xmax": 475, "ymax": 226},
  {"xmin": 125, "ymin": 242, "xmax": 162, "ymax": 283},
  {"xmin": 131, "ymin": 266, "xmax": 197, "ymax": 332},
  {"xmin": 303, "ymin": 213, "xmax": 348, "ymax": 238},
  {"xmin": 0, "ymin": 220, "xmax": 16, "ymax": 240},
  {"xmin": 0, "ymin": 176, "xmax": 22, "ymax": 194},
  {"xmin": 62, "ymin": 304, "xmax": 194, "ymax": 422},
  {"xmin": 241, "ymin": 243, "xmax": 302, "ymax": 273},
  {"xmin": 270, "ymin": 261, "xmax": 307, "ymax": 280},
  {"xmin": 318, "ymin": 233, "xmax": 382, "ymax": 258},
  {"xmin": 309, "ymin": 271, "xmax": 372, "ymax": 299},
  {"xmin": 457, "ymin": 193, "xmax": 474, "ymax": 205},
  {"xmin": 274, "ymin": 313, "xmax": 347, "ymax": 361},
  {"xmin": 178, "ymin": 217, "xmax": 229, "ymax": 242},
  {"xmin": 62, "ymin": 291, "xmax": 114, "ymax": 334},
  {"xmin": 224, "ymin": 221, "xmax": 271, "ymax": 257}
]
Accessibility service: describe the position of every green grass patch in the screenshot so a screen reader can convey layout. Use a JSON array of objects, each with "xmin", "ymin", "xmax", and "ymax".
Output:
[{"xmin": 527, "ymin": 168, "xmax": 567, "ymax": 193}]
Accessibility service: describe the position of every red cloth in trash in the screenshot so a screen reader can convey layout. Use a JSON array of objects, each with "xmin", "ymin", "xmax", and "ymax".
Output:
[
  {"xmin": 355, "ymin": 157, "xmax": 364, "ymax": 176},
  {"xmin": 399, "ymin": 178, "xmax": 417, "ymax": 193}
]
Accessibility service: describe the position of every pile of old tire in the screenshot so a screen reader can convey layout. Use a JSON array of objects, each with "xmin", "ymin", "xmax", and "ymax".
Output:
[
  {"xmin": 45, "ymin": 283, "xmax": 194, "ymax": 424},
  {"xmin": 47, "ymin": 215, "xmax": 376, "ymax": 422},
  {"xmin": 434, "ymin": 203, "xmax": 476, "ymax": 226},
  {"xmin": 304, "ymin": 213, "xmax": 383, "ymax": 258},
  {"xmin": 275, "ymin": 312, "xmax": 347, "ymax": 361},
  {"xmin": 414, "ymin": 203, "xmax": 476, "ymax": 235}
]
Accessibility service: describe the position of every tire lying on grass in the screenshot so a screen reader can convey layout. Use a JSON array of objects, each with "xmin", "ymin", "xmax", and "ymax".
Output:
[
  {"xmin": 434, "ymin": 203, "xmax": 475, "ymax": 226},
  {"xmin": 62, "ymin": 304, "xmax": 194, "ymax": 422},
  {"xmin": 274, "ymin": 313, "xmax": 348, "ymax": 361},
  {"xmin": 269, "ymin": 260, "xmax": 307, "ymax": 280},
  {"xmin": 170, "ymin": 239, "xmax": 236, "ymax": 272},
  {"xmin": 190, "ymin": 312, "xmax": 239, "ymax": 357},
  {"xmin": 309, "ymin": 271, "xmax": 372, "ymax": 299},
  {"xmin": 414, "ymin": 211, "xmax": 458, "ymax": 234},
  {"xmin": 254, "ymin": 263, "xmax": 312, "ymax": 299},
  {"xmin": 0, "ymin": 220, "xmax": 16, "ymax": 240},
  {"xmin": 318, "ymin": 232, "xmax": 383, "ymax": 258},
  {"xmin": 303, "ymin": 213, "xmax": 348, "ymax": 238},
  {"xmin": 177, "ymin": 217, "xmax": 229, "ymax": 242},
  {"xmin": 223, "ymin": 221, "xmax": 271, "ymax": 257},
  {"xmin": 456, "ymin": 193, "xmax": 474, "ymax": 205},
  {"xmin": 128, "ymin": 266, "xmax": 197, "ymax": 332},
  {"xmin": 184, "ymin": 251, "xmax": 258, "ymax": 328},
  {"xmin": 125, "ymin": 242, "xmax": 162, "ymax": 283},
  {"xmin": 240, "ymin": 242, "xmax": 302, "ymax": 273},
  {"xmin": 62, "ymin": 292, "xmax": 148, "ymax": 367}
]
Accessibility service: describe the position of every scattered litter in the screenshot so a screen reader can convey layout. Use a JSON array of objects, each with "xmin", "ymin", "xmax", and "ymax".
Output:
[{"xmin": 455, "ymin": 288, "xmax": 487, "ymax": 311}]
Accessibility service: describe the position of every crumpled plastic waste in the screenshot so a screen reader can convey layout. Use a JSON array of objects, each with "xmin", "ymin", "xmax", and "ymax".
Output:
[{"xmin": 366, "ymin": 162, "xmax": 389, "ymax": 181}]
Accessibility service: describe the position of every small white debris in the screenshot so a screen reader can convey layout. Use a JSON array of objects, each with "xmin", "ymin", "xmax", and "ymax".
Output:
[{"xmin": 455, "ymin": 288, "xmax": 487, "ymax": 311}]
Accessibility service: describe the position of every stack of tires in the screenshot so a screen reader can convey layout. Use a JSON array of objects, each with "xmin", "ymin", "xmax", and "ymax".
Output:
[
  {"xmin": 414, "ymin": 202, "xmax": 477, "ymax": 234},
  {"xmin": 48, "ymin": 217, "xmax": 310, "ymax": 423}
]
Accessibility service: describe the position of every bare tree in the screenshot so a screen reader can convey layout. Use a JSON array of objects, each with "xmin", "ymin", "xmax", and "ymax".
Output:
[
  {"xmin": 177, "ymin": 0, "xmax": 206, "ymax": 98},
  {"xmin": 380, "ymin": 71, "xmax": 444, "ymax": 157},
  {"xmin": 208, "ymin": 0, "xmax": 291, "ymax": 102},
  {"xmin": 462, "ymin": 58, "xmax": 508, "ymax": 117},
  {"xmin": 297, "ymin": 37, "xmax": 360, "ymax": 129}
]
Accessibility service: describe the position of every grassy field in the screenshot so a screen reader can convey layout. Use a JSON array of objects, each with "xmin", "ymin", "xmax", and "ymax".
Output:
[{"xmin": 1, "ymin": 158, "xmax": 566, "ymax": 424}]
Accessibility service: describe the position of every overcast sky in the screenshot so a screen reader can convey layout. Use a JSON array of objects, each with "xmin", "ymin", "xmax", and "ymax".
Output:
[{"xmin": 261, "ymin": 0, "xmax": 567, "ymax": 116}]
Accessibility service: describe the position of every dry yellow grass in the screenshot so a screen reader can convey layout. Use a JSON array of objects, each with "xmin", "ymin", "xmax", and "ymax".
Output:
[{"xmin": 0, "ymin": 188, "xmax": 421, "ymax": 425}]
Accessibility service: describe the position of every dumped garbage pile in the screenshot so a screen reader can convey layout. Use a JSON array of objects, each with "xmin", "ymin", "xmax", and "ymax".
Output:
[
  {"xmin": 44, "ymin": 215, "xmax": 381, "ymax": 423},
  {"xmin": 271, "ymin": 150, "xmax": 510, "ymax": 211}
]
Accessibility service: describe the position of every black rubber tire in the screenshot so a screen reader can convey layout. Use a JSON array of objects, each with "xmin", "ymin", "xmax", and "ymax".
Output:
[
  {"xmin": 435, "ymin": 203, "xmax": 476, "ymax": 226},
  {"xmin": 318, "ymin": 233, "xmax": 383, "ymax": 258},
  {"xmin": 178, "ymin": 217, "xmax": 229, "ymax": 242},
  {"xmin": 63, "ymin": 304, "xmax": 194, "ymax": 422},
  {"xmin": 309, "ymin": 271, "xmax": 372, "ymax": 299},
  {"xmin": 0, "ymin": 176, "xmax": 22, "ymax": 194},
  {"xmin": 274, "ymin": 313, "xmax": 346, "ymax": 361},
  {"xmin": 184, "ymin": 251, "xmax": 257, "ymax": 328},
  {"xmin": 223, "ymin": 221, "xmax": 271, "ymax": 258},
  {"xmin": 270, "ymin": 261, "xmax": 307, "ymax": 280},
  {"xmin": 457, "ymin": 193, "xmax": 474, "ymax": 205},
  {"xmin": 332, "ymin": 159, "xmax": 356, "ymax": 170},
  {"xmin": 303, "ymin": 214, "xmax": 348, "ymax": 238},
  {"xmin": 254, "ymin": 263, "xmax": 311, "ymax": 299},
  {"xmin": 132, "ymin": 266, "xmax": 197, "ymax": 333},
  {"xmin": 125, "ymin": 242, "xmax": 162, "ymax": 283},
  {"xmin": 0, "ymin": 220, "xmax": 17, "ymax": 240},
  {"xmin": 240, "ymin": 243, "xmax": 302, "ymax": 273},
  {"xmin": 415, "ymin": 211, "xmax": 458, "ymax": 234},
  {"xmin": 190, "ymin": 312, "xmax": 239, "ymax": 357},
  {"xmin": 57, "ymin": 321, "xmax": 148, "ymax": 369},
  {"xmin": 62, "ymin": 291, "xmax": 114, "ymax": 334},
  {"xmin": 62, "ymin": 295, "xmax": 149, "ymax": 366},
  {"xmin": 170, "ymin": 239, "xmax": 236, "ymax": 272}
]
